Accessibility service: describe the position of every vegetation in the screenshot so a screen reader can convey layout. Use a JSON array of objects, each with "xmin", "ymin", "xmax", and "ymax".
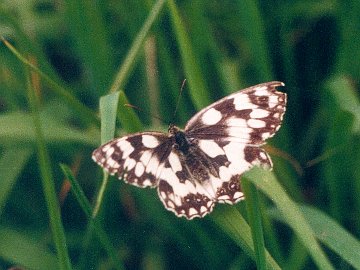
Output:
[{"xmin": 1, "ymin": 0, "xmax": 359, "ymax": 269}]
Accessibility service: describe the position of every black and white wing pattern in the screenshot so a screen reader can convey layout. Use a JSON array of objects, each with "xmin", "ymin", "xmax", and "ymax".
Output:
[
  {"xmin": 92, "ymin": 132, "xmax": 172, "ymax": 188},
  {"xmin": 92, "ymin": 81, "xmax": 287, "ymax": 219}
]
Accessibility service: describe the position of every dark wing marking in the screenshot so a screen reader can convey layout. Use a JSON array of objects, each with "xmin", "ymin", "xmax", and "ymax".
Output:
[{"xmin": 92, "ymin": 132, "xmax": 172, "ymax": 188}]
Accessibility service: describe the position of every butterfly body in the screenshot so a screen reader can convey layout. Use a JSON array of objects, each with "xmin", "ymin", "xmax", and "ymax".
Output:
[
  {"xmin": 169, "ymin": 125, "xmax": 191, "ymax": 154},
  {"xmin": 92, "ymin": 81, "xmax": 287, "ymax": 219}
]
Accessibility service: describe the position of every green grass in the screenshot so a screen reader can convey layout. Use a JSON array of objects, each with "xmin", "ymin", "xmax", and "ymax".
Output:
[{"xmin": 1, "ymin": 0, "xmax": 360, "ymax": 269}]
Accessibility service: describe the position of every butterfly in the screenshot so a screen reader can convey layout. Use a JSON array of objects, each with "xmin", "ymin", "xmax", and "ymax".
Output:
[{"xmin": 92, "ymin": 81, "xmax": 287, "ymax": 219}]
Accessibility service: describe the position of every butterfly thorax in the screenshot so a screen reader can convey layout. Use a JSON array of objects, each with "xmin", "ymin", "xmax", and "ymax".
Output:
[{"xmin": 168, "ymin": 124, "xmax": 190, "ymax": 154}]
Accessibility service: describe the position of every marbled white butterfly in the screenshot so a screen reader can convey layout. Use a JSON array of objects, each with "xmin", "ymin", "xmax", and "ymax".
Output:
[{"xmin": 92, "ymin": 81, "xmax": 287, "ymax": 219}]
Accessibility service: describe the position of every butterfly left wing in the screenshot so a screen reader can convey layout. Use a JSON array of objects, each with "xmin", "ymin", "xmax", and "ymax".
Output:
[{"xmin": 92, "ymin": 132, "xmax": 172, "ymax": 188}]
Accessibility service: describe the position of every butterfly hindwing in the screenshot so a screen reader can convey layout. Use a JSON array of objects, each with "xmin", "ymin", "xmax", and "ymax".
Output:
[
  {"xmin": 157, "ymin": 140, "xmax": 260, "ymax": 219},
  {"xmin": 156, "ymin": 139, "xmax": 273, "ymax": 219}
]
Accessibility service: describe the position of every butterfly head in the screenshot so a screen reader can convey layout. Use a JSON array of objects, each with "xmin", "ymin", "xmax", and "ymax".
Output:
[{"xmin": 168, "ymin": 123, "xmax": 179, "ymax": 135}]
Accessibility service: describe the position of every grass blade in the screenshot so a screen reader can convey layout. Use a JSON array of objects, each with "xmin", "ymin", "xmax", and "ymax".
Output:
[
  {"xmin": 117, "ymin": 91, "xmax": 142, "ymax": 133},
  {"xmin": 234, "ymin": 0, "xmax": 273, "ymax": 81},
  {"xmin": 26, "ymin": 69, "xmax": 72, "ymax": 269},
  {"xmin": 0, "ymin": 227, "xmax": 58, "ymax": 270},
  {"xmin": 60, "ymin": 164, "xmax": 125, "ymax": 270},
  {"xmin": 92, "ymin": 90, "xmax": 142, "ymax": 217},
  {"xmin": 0, "ymin": 112, "xmax": 98, "ymax": 146},
  {"xmin": 64, "ymin": 0, "xmax": 113, "ymax": 96},
  {"xmin": 99, "ymin": 92, "xmax": 121, "ymax": 144},
  {"xmin": 0, "ymin": 148, "xmax": 32, "ymax": 216},
  {"xmin": 244, "ymin": 167, "xmax": 334, "ymax": 270},
  {"xmin": 270, "ymin": 205, "xmax": 360, "ymax": 269},
  {"xmin": 325, "ymin": 76, "xmax": 360, "ymax": 133},
  {"xmin": 2, "ymin": 38, "xmax": 99, "ymax": 127},
  {"xmin": 211, "ymin": 207, "xmax": 281, "ymax": 270},
  {"xmin": 92, "ymin": 92, "xmax": 121, "ymax": 217},
  {"xmin": 301, "ymin": 206, "xmax": 360, "ymax": 269},
  {"xmin": 242, "ymin": 179, "xmax": 266, "ymax": 270},
  {"xmin": 109, "ymin": 0, "xmax": 167, "ymax": 93},
  {"xmin": 167, "ymin": 0, "xmax": 211, "ymax": 109}
]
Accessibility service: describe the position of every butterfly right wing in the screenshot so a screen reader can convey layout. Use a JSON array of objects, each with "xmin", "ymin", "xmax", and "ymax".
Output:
[
  {"xmin": 92, "ymin": 132, "xmax": 172, "ymax": 188},
  {"xmin": 182, "ymin": 82, "xmax": 286, "ymax": 208},
  {"xmin": 185, "ymin": 81, "xmax": 287, "ymax": 145}
]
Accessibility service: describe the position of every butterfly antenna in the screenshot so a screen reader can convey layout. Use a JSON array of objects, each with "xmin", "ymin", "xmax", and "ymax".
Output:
[
  {"xmin": 171, "ymin": 79, "xmax": 187, "ymax": 125},
  {"xmin": 124, "ymin": 104, "xmax": 165, "ymax": 123}
]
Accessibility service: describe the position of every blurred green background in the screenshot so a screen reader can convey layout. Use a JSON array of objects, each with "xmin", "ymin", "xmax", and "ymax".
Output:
[{"xmin": 1, "ymin": 0, "xmax": 360, "ymax": 269}]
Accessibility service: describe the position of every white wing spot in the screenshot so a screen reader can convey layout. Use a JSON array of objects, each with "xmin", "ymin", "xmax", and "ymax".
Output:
[
  {"xmin": 167, "ymin": 200, "xmax": 175, "ymax": 209},
  {"xmin": 160, "ymin": 168, "xmax": 193, "ymax": 197},
  {"xmin": 223, "ymin": 143, "xmax": 249, "ymax": 174},
  {"xmin": 247, "ymin": 119, "xmax": 266, "ymax": 128},
  {"xmin": 169, "ymin": 152, "xmax": 182, "ymax": 172},
  {"xmin": 250, "ymin": 109, "xmax": 270, "ymax": 118},
  {"xmin": 124, "ymin": 158, "xmax": 136, "ymax": 170},
  {"xmin": 140, "ymin": 150, "xmax": 152, "ymax": 165},
  {"xmin": 218, "ymin": 195, "xmax": 230, "ymax": 200},
  {"xmin": 105, "ymin": 147, "xmax": 114, "ymax": 157},
  {"xmin": 260, "ymin": 151, "xmax": 268, "ymax": 160},
  {"xmin": 135, "ymin": 162, "xmax": 145, "ymax": 177},
  {"xmin": 198, "ymin": 140, "xmax": 225, "ymax": 158},
  {"xmin": 145, "ymin": 157, "xmax": 160, "ymax": 175},
  {"xmin": 142, "ymin": 179, "xmax": 152, "ymax": 186},
  {"xmin": 233, "ymin": 95, "xmax": 257, "ymax": 110},
  {"xmin": 262, "ymin": 132, "xmax": 270, "ymax": 139},
  {"xmin": 219, "ymin": 166, "xmax": 231, "ymax": 182},
  {"xmin": 254, "ymin": 86, "xmax": 270, "ymax": 95},
  {"xmin": 226, "ymin": 126, "xmax": 252, "ymax": 140},
  {"xmin": 106, "ymin": 157, "xmax": 118, "ymax": 168},
  {"xmin": 227, "ymin": 118, "xmax": 247, "ymax": 127},
  {"xmin": 234, "ymin": 192, "xmax": 243, "ymax": 200},
  {"xmin": 155, "ymin": 163, "xmax": 166, "ymax": 179},
  {"xmin": 201, "ymin": 179, "xmax": 216, "ymax": 198},
  {"xmin": 189, "ymin": 208, "xmax": 197, "ymax": 216},
  {"xmin": 268, "ymin": 96, "xmax": 280, "ymax": 108},
  {"xmin": 102, "ymin": 144, "xmax": 111, "ymax": 152},
  {"xmin": 142, "ymin": 135, "xmax": 160, "ymax": 148},
  {"xmin": 202, "ymin": 108, "xmax": 222, "ymax": 125},
  {"xmin": 117, "ymin": 140, "xmax": 134, "ymax": 158}
]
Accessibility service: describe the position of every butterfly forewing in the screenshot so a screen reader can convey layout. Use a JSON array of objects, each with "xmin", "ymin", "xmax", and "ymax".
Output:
[
  {"xmin": 185, "ymin": 81, "xmax": 286, "ymax": 144},
  {"xmin": 92, "ymin": 81, "xmax": 287, "ymax": 219},
  {"xmin": 92, "ymin": 132, "xmax": 172, "ymax": 187}
]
